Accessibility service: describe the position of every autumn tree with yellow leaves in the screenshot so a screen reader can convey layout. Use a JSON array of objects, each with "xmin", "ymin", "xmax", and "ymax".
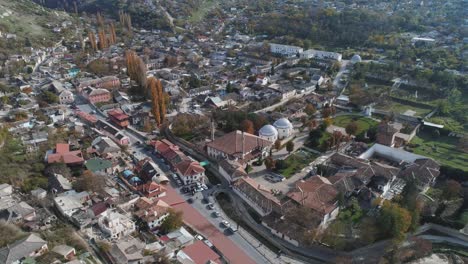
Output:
[
  {"xmin": 125, "ymin": 50, "xmax": 147, "ymax": 93},
  {"xmin": 147, "ymin": 77, "xmax": 167, "ymax": 126}
]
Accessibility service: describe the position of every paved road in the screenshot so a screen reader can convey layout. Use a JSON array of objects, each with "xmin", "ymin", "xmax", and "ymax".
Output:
[
  {"xmin": 160, "ymin": 186, "xmax": 257, "ymax": 264},
  {"xmin": 333, "ymin": 60, "xmax": 349, "ymax": 93},
  {"xmin": 129, "ymin": 145, "xmax": 264, "ymax": 264}
]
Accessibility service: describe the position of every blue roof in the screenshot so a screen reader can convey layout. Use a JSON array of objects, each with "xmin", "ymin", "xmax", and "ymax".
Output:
[
  {"xmin": 123, "ymin": 170, "xmax": 134, "ymax": 178},
  {"xmin": 130, "ymin": 177, "xmax": 141, "ymax": 183}
]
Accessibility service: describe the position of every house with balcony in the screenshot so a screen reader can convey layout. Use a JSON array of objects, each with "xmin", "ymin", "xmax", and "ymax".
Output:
[
  {"xmin": 98, "ymin": 210, "xmax": 135, "ymax": 240},
  {"xmin": 107, "ymin": 109, "xmax": 130, "ymax": 128}
]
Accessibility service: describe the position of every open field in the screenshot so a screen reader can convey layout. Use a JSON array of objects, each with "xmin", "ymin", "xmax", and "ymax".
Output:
[
  {"xmin": 377, "ymin": 101, "xmax": 432, "ymax": 117},
  {"xmin": 333, "ymin": 115, "xmax": 379, "ymax": 135},
  {"xmin": 408, "ymin": 131, "xmax": 468, "ymax": 172}
]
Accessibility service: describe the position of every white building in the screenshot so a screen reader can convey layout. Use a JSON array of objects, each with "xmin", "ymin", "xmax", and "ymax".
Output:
[
  {"xmin": 59, "ymin": 90, "xmax": 74, "ymax": 104},
  {"xmin": 273, "ymin": 118, "xmax": 294, "ymax": 139},
  {"xmin": 270, "ymin": 43, "xmax": 303, "ymax": 57},
  {"xmin": 300, "ymin": 49, "xmax": 342, "ymax": 61},
  {"xmin": 259, "ymin": 125, "xmax": 278, "ymax": 142},
  {"xmin": 54, "ymin": 191, "xmax": 89, "ymax": 218},
  {"xmin": 98, "ymin": 210, "xmax": 135, "ymax": 240}
]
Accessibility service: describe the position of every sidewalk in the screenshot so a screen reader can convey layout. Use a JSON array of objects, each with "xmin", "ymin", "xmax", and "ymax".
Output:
[{"xmin": 237, "ymin": 227, "xmax": 305, "ymax": 264}]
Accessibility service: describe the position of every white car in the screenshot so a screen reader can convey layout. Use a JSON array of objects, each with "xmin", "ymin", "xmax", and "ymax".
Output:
[
  {"xmin": 221, "ymin": 220, "xmax": 231, "ymax": 228},
  {"xmin": 203, "ymin": 239, "xmax": 214, "ymax": 248}
]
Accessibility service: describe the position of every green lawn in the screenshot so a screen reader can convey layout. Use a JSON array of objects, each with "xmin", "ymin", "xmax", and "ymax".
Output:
[
  {"xmin": 277, "ymin": 149, "xmax": 318, "ymax": 178},
  {"xmin": 333, "ymin": 115, "xmax": 379, "ymax": 135},
  {"xmin": 408, "ymin": 132, "xmax": 468, "ymax": 172},
  {"xmin": 378, "ymin": 102, "xmax": 432, "ymax": 117}
]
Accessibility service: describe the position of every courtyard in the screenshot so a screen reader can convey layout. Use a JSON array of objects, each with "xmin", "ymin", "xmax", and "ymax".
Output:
[{"xmin": 333, "ymin": 115, "xmax": 379, "ymax": 135}]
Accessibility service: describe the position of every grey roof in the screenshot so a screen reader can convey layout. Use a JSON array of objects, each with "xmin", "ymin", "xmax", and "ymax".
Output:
[
  {"xmin": 52, "ymin": 244, "xmax": 75, "ymax": 257},
  {"xmin": 0, "ymin": 201, "xmax": 35, "ymax": 222},
  {"xmin": 0, "ymin": 234, "xmax": 47, "ymax": 264},
  {"xmin": 273, "ymin": 118, "xmax": 293, "ymax": 129},
  {"xmin": 259, "ymin": 125, "xmax": 278, "ymax": 137},
  {"xmin": 351, "ymin": 54, "xmax": 362, "ymax": 63}
]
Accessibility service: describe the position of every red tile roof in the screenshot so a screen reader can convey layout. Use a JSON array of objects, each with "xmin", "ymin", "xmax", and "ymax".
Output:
[
  {"xmin": 107, "ymin": 109, "xmax": 129, "ymax": 121},
  {"xmin": 175, "ymin": 160, "xmax": 205, "ymax": 177},
  {"xmin": 182, "ymin": 240, "xmax": 221, "ymax": 264},
  {"xmin": 154, "ymin": 139, "xmax": 178, "ymax": 153},
  {"xmin": 47, "ymin": 143, "xmax": 84, "ymax": 165},
  {"xmin": 137, "ymin": 181, "xmax": 166, "ymax": 198},
  {"xmin": 287, "ymin": 176, "xmax": 338, "ymax": 216},
  {"xmin": 207, "ymin": 130, "xmax": 273, "ymax": 158},
  {"xmin": 56, "ymin": 143, "xmax": 70, "ymax": 154}
]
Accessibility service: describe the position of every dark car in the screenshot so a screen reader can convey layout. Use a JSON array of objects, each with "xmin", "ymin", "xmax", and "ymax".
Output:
[{"xmin": 187, "ymin": 198, "xmax": 194, "ymax": 204}]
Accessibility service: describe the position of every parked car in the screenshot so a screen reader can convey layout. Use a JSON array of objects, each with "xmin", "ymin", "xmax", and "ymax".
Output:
[
  {"xmin": 203, "ymin": 239, "xmax": 214, "ymax": 248},
  {"xmin": 228, "ymin": 226, "xmax": 238, "ymax": 233},
  {"xmin": 207, "ymin": 203, "xmax": 215, "ymax": 210},
  {"xmin": 221, "ymin": 220, "xmax": 230, "ymax": 228},
  {"xmin": 213, "ymin": 211, "xmax": 221, "ymax": 217}
]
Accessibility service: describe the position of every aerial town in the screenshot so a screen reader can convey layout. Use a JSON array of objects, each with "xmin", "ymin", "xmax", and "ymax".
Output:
[{"xmin": 0, "ymin": 0, "xmax": 467, "ymax": 263}]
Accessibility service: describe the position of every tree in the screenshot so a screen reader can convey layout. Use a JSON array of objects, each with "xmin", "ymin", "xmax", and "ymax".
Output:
[
  {"xmin": 42, "ymin": 91, "xmax": 59, "ymax": 104},
  {"xmin": 264, "ymin": 157, "xmax": 276, "ymax": 171},
  {"xmin": 322, "ymin": 106, "xmax": 333, "ymax": 118},
  {"xmin": 73, "ymin": 170, "xmax": 105, "ymax": 194},
  {"xmin": 97, "ymin": 29, "xmax": 108, "ymax": 50},
  {"xmin": 323, "ymin": 117, "xmax": 333, "ymax": 127},
  {"xmin": 308, "ymin": 129, "xmax": 323, "ymax": 148},
  {"xmin": 125, "ymin": 50, "xmax": 147, "ymax": 93},
  {"xmin": 458, "ymin": 136, "xmax": 468, "ymax": 153},
  {"xmin": 157, "ymin": 79, "xmax": 166, "ymax": 122},
  {"xmin": 226, "ymin": 82, "xmax": 233, "ymax": 93},
  {"xmin": 250, "ymin": 114, "xmax": 268, "ymax": 131},
  {"xmin": 345, "ymin": 121, "xmax": 359, "ymax": 135},
  {"xmin": 240, "ymin": 119, "xmax": 255, "ymax": 134},
  {"xmin": 305, "ymin": 104, "xmax": 316, "ymax": 116},
  {"xmin": 274, "ymin": 139, "xmax": 282, "ymax": 150},
  {"xmin": 88, "ymin": 31, "xmax": 97, "ymax": 51},
  {"xmin": 160, "ymin": 209, "xmax": 183, "ymax": 234},
  {"xmin": 442, "ymin": 180, "xmax": 461, "ymax": 200},
  {"xmin": 148, "ymin": 77, "xmax": 161, "ymax": 125},
  {"xmin": 286, "ymin": 140, "xmax": 295, "ymax": 153},
  {"xmin": 378, "ymin": 201, "xmax": 412, "ymax": 242},
  {"xmin": 44, "ymin": 162, "xmax": 71, "ymax": 178}
]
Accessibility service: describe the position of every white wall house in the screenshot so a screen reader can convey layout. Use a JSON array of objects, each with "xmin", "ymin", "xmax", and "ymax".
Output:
[
  {"xmin": 300, "ymin": 49, "xmax": 342, "ymax": 61},
  {"xmin": 98, "ymin": 210, "xmax": 135, "ymax": 240},
  {"xmin": 270, "ymin": 43, "xmax": 303, "ymax": 57}
]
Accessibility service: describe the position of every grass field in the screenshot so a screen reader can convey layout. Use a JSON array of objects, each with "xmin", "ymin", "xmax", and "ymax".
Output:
[
  {"xmin": 333, "ymin": 115, "xmax": 379, "ymax": 135},
  {"xmin": 409, "ymin": 131, "xmax": 468, "ymax": 172},
  {"xmin": 188, "ymin": 0, "xmax": 219, "ymax": 23},
  {"xmin": 277, "ymin": 149, "xmax": 318, "ymax": 178},
  {"xmin": 378, "ymin": 102, "xmax": 432, "ymax": 117}
]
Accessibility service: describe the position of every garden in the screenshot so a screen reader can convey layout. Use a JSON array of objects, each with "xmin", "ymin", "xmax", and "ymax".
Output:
[
  {"xmin": 333, "ymin": 115, "xmax": 379, "ymax": 135},
  {"xmin": 408, "ymin": 131, "xmax": 468, "ymax": 172},
  {"xmin": 275, "ymin": 149, "xmax": 318, "ymax": 178}
]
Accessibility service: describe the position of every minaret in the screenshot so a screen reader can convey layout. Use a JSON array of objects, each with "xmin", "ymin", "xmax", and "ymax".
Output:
[
  {"xmin": 241, "ymin": 131, "xmax": 245, "ymax": 159},
  {"xmin": 211, "ymin": 118, "xmax": 215, "ymax": 141}
]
